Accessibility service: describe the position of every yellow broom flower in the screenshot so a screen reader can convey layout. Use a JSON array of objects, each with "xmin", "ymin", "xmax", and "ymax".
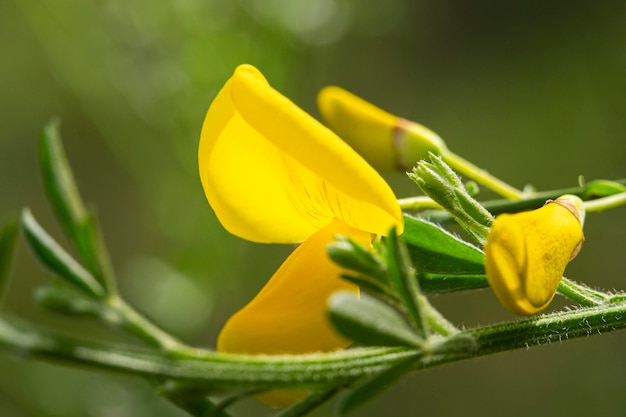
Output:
[
  {"xmin": 317, "ymin": 86, "xmax": 523, "ymax": 200},
  {"xmin": 317, "ymin": 86, "xmax": 446, "ymax": 171},
  {"xmin": 198, "ymin": 64, "xmax": 403, "ymax": 406},
  {"xmin": 484, "ymin": 195, "xmax": 585, "ymax": 316}
]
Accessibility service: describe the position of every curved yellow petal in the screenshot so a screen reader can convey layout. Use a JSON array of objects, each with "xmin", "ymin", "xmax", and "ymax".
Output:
[
  {"xmin": 317, "ymin": 86, "xmax": 446, "ymax": 171},
  {"xmin": 217, "ymin": 219, "xmax": 369, "ymax": 407},
  {"xmin": 199, "ymin": 65, "xmax": 403, "ymax": 243},
  {"xmin": 485, "ymin": 195, "xmax": 585, "ymax": 315}
]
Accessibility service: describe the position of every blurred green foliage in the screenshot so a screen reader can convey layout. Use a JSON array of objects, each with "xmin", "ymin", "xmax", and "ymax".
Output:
[{"xmin": 1, "ymin": 1, "xmax": 626, "ymax": 416}]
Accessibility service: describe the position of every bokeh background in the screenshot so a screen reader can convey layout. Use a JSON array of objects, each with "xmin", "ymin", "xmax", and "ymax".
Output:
[{"xmin": 1, "ymin": 1, "xmax": 626, "ymax": 416}]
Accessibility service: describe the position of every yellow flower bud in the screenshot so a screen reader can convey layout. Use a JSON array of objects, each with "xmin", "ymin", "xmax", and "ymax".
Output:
[
  {"xmin": 484, "ymin": 195, "xmax": 585, "ymax": 316},
  {"xmin": 317, "ymin": 86, "xmax": 446, "ymax": 171}
]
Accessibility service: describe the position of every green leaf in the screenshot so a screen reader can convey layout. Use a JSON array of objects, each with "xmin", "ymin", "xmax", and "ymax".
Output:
[
  {"xmin": 582, "ymin": 179, "xmax": 626, "ymax": 199},
  {"xmin": 34, "ymin": 284, "xmax": 110, "ymax": 318},
  {"xmin": 39, "ymin": 122, "xmax": 117, "ymax": 294},
  {"xmin": 333, "ymin": 354, "xmax": 419, "ymax": 417},
  {"xmin": 167, "ymin": 397, "xmax": 234, "ymax": 417},
  {"xmin": 21, "ymin": 209, "xmax": 106, "ymax": 299},
  {"xmin": 418, "ymin": 273, "xmax": 488, "ymax": 293},
  {"xmin": 327, "ymin": 237, "xmax": 387, "ymax": 282},
  {"xmin": 275, "ymin": 386, "xmax": 340, "ymax": 417},
  {"xmin": 0, "ymin": 218, "xmax": 19, "ymax": 299},
  {"xmin": 401, "ymin": 215, "xmax": 488, "ymax": 293},
  {"xmin": 384, "ymin": 229, "xmax": 428, "ymax": 338},
  {"xmin": 75, "ymin": 212, "xmax": 118, "ymax": 294},
  {"xmin": 339, "ymin": 273, "xmax": 396, "ymax": 302},
  {"xmin": 39, "ymin": 119, "xmax": 88, "ymax": 246},
  {"xmin": 328, "ymin": 291, "xmax": 423, "ymax": 348}
]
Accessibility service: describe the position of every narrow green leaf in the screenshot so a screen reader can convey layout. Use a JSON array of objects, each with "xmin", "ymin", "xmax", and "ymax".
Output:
[
  {"xmin": 334, "ymin": 354, "xmax": 419, "ymax": 417},
  {"xmin": 328, "ymin": 291, "xmax": 423, "ymax": 348},
  {"xmin": 39, "ymin": 119, "xmax": 88, "ymax": 244},
  {"xmin": 0, "ymin": 218, "xmax": 19, "ymax": 299},
  {"xmin": 385, "ymin": 230, "xmax": 428, "ymax": 338},
  {"xmin": 21, "ymin": 209, "xmax": 106, "ymax": 299},
  {"xmin": 582, "ymin": 179, "xmax": 626, "ymax": 199},
  {"xmin": 40, "ymin": 121, "xmax": 117, "ymax": 294},
  {"xmin": 402, "ymin": 216, "xmax": 487, "ymax": 293},
  {"xmin": 402, "ymin": 216, "xmax": 486, "ymax": 271},
  {"xmin": 274, "ymin": 386, "xmax": 340, "ymax": 417},
  {"xmin": 418, "ymin": 273, "xmax": 488, "ymax": 293},
  {"xmin": 157, "ymin": 380, "xmax": 231, "ymax": 417},
  {"xmin": 327, "ymin": 237, "xmax": 387, "ymax": 282},
  {"xmin": 339, "ymin": 274, "xmax": 395, "ymax": 302},
  {"xmin": 75, "ymin": 213, "xmax": 118, "ymax": 294},
  {"xmin": 34, "ymin": 284, "xmax": 108, "ymax": 317}
]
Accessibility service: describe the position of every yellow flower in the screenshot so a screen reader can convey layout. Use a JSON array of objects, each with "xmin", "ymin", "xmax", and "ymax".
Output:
[
  {"xmin": 484, "ymin": 195, "xmax": 585, "ymax": 316},
  {"xmin": 198, "ymin": 64, "xmax": 403, "ymax": 407},
  {"xmin": 317, "ymin": 86, "xmax": 446, "ymax": 171}
]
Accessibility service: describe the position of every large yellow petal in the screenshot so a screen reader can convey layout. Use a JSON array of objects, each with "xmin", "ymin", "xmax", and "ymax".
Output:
[
  {"xmin": 217, "ymin": 219, "xmax": 369, "ymax": 407},
  {"xmin": 199, "ymin": 65, "xmax": 403, "ymax": 243}
]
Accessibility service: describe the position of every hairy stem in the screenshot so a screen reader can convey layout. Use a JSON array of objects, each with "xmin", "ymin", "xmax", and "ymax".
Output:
[{"xmin": 1, "ymin": 300, "xmax": 625, "ymax": 391}]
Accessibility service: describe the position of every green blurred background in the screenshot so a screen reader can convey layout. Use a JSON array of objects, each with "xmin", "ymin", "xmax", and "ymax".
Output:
[{"xmin": 1, "ymin": 1, "xmax": 626, "ymax": 416}]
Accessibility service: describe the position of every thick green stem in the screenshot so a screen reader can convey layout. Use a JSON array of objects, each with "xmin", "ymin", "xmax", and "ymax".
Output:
[{"xmin": 2, "ymin": 300, "xmax": 625, "ymax": 391}]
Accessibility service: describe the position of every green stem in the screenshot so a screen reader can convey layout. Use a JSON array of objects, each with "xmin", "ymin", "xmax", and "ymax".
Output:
[
  {"xmin": 557, "ymin": 277, "xmax": 608, "ymax": 307},
  {"xmin": 397, "ymin": 196, "xmax": 440, "ymax": 211},
  {"xmin": 419, "ymin": 295, "xmax": 458, "ymax": 336},
  {"xmin": 418, "ymin": 178, "xmax": 626, "ymax": 223},
  {"xmin": 2, "ymin": 300, "xmax": 626, "ymax": 391},
  {"xmin": 441, "ymin": 150, "xmax": 523, "ymax": 200},
  {"xmin": 107, "ymin": 295, "xmax": 189, "ymax": 353},
  {"xmin": 583, "ymin": 191, "xmax": 626, "ymax": 212}
]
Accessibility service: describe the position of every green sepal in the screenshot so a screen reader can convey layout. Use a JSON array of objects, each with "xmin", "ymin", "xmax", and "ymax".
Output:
[
  {"xmin": 453, "ymin": 188, "xmax": 494, "ymax": 228},
  {"xmin": 410, "ymin": 155, "xmax": 493, "ymax": 243},
  {"xmin": 429, "ymin": 153, "xmax": 465, "ymax": 190},
  {"xmin": 328, "ymin": 291, "xmax": 423, "ymax": 348},
  {"xmin": 21, "ymin": 209, "xmax": 106, "ymax": 299}
]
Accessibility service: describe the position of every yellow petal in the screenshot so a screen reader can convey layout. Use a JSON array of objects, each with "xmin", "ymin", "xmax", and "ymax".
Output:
[
  {"xmin": 485, "ymin": 196, "xmax": 585, "ymax": 315},
  {"xmin": 199, "ymin": 65, "xmax": 403, "ymax": 243},
  {"xmin": 317, "ymin": 86, "xmax": 446, "ymax": 171},
  {"xmin": 217, "ymin": 219, "xmax": 369, "ymax": 407}
]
